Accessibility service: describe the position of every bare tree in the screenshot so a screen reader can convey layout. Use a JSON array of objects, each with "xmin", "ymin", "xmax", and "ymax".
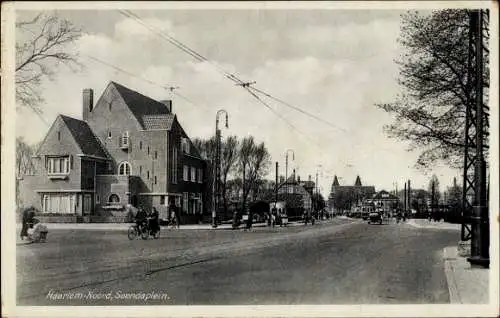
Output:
[
  {"xmin": 375, "ymin": 10, "xmax": 489, "ymax": 170},
  {"xmin": 192, "ymin": 135, "xmax": 239, "ymax": 214},
  {"xmin": 238, "ymin": 137, "xmax": 271, "ymax": 213},
  {"xmin": 428, "ymin": 174, "xmax": 441, "ymax": 205},
  {"xmin": 16, "ymin": 137, "xmax": 38, "ymax": 206},
  {"xmin": 220, "ymin": 136, "xmax": 239, "ymax": 214},
  {"xmin": 16, "ymin": 13, "xmax": 82, "ymax": 110}
]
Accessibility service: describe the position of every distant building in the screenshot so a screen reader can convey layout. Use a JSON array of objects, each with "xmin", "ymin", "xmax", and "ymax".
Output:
[
  {"xmin": 366, "ymin": 190, "xmax": 400, "ymax": 214},
  {"xmin": 328, "ymin": 175, "xmax": 376, "ymax": 211}
]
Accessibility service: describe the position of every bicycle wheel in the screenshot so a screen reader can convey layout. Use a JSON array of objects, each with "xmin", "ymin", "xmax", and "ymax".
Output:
[
  {"xmin": 128, "ymin": 226, "xmax": 137, "ymax": 240},
  {"xmin": 153, "ymin": 227, "xmax": 160, "ymax": 239},
  {"xmin": 141, "ymin": 226, "xmax": 149, "ymax": 240}
]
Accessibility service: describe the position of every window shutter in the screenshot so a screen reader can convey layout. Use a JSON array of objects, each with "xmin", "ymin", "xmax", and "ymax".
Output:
[{"xmin": 70, "ymin": 155, "xmax": 73, "ymax": 169}]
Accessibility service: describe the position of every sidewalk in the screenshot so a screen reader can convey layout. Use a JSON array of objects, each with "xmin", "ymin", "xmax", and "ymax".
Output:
[
  {"xmin": 407, "ymin": 218, "xmax": 460, "ymax": 231},
  {"xmin": 443, "ymin": 246, "xmax": 489, "ymax": 304},
  {"xmin": 14, "ymin": 221, "xmax": 308, "ymax": 231},
  {"xmin": 14, "ymin": 217, "xmax": 345, "ymax": 231}
]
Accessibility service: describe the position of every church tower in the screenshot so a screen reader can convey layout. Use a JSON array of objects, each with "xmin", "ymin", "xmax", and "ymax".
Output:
[{"xmin": 355, "ymin": 175, "xmax": 362, "ymax": 186}]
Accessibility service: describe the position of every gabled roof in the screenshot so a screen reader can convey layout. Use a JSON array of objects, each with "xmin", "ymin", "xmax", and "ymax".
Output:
[
  {"xmin": 60, "ymin": 115, "xmax": 108, "ymax": 158},
  {"xmin": 111, "ymin": 81, "xmax": 171, "ymax": 129},
  {"xmin": 142, "ymin": 114, "xmax": 176, "ymax": 130},
  {"xmin": 372, "ymin": 190, "xmax": 399, "ymax": 200}
]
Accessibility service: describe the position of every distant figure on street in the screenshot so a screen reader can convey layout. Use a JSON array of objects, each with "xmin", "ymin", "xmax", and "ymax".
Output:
[
  {"xmin": 149, "ymin": 207, "xmax": 160, "ymax": 233},
  {"xmin": 20, "ymin": 207, "xmax": 35, "ymax": 240},
  {"xmin": 246, "ymin": 209, "xmax": 254, "ymax": 230},
  {"xmin": 169, "ymin": 198, "xmax": 180, "ymax": 228}
]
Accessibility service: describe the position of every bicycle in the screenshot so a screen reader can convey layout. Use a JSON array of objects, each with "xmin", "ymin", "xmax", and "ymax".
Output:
[{"xmin": 127, "ymin": 220, "xmax": 149, "ymax": 240}]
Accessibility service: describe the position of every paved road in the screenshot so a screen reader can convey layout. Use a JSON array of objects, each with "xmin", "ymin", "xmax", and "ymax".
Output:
[{"xmin": 17, "ymin": 219, "xmax": 458, "ymax": 305}]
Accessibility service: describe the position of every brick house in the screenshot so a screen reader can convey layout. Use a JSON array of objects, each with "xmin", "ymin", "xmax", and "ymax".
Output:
[{"xmin": 19, "ymin": 81, "xmax": 210, "ymax": 223}]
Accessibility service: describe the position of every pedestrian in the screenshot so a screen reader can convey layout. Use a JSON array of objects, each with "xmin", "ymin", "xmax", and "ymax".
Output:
[
  {"xmin": 169, "ymin": 197, "xmax": 181, "ymax": 228},
  {"xmin": 150, "ymin": 207, "xmax": 160, "ymax": 233},
  {"xmin": 20, "ymin": 207, "xmax": 33, "ymax": 240},
  {"xmin": 246, "ymin": 208, "xmax": 254, "ymax": 230}
]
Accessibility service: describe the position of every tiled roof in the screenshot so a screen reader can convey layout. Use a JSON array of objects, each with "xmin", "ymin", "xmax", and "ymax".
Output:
[
  {"xmin": 60, "ymin": 115, "xmax": 108, "ymax": 158},
  {"xmin": 111, "ymin": 81, "xmax": 171, "ymax": 128},
  {"xmin": 142, "ymin": 114, "xmax": 176, "ymax": 130}
]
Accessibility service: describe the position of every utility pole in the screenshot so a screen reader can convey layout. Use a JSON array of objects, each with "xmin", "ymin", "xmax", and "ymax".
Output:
[
  {"xmin": 408, "ymin": 180, "xmax": 411, "ymax": 215},
  {"xmin": 212, "ymin": 110, "xmax": 229, "ymax": 228},
  {"xmin": 431, "ymin": 180, "xmax": 436, "ymax": 218},
  {"xmin": 468, "ymin": 9, "xmax": 489, "ymax": 268},
  {"xmin": 285, "ymin": 149, "xmax": 295, "ymax": 207},
  {"xmin": 275, "ymin": 161, "xmax": 279, "ymax": 210},
  {"xmin": 404, "ymin": 182, "xmax": 407, "ymax": 214}
]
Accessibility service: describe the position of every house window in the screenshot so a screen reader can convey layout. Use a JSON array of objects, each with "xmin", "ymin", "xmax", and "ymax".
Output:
[
  {"xmin": 183, "ymin": 192, "xmax": 188, "ymax": 213},
  {"xmin": 147, "ymin": 171, "xmax": 150, "ymax": 179},
  {"xmin": 191, "ymin": 167, "xmax": 196, "ymax": 182},
  {"xmin": 154, "ymin": 176, "xmax": 157, "ymax": 184},
  {"xmin": 118, "ymin": 161, "xmax": 131, "ymax": 175},
  {"xmin": 154, "ymin": 151, "xmax": 158, "ymax": 160},
  {"xmin": 121, "ymin": 131, "xmax": 129, "ymax": 148},
  {"xmin": 183, "ymin": 165, "xmax": 189, "ymax": 181},
  {"xmin": 96, "ymin": 195, "xmax": 100, "ymax": 204},
  {"xmin": 147, "ymin": 147, "xmax": 150, "ymax": 155},
  {"xmin": 160, "ymin": 196, "xmax": 165, "ymax": 205},
  {"xmin": 57, "ymin": 131, "xmax": 61, "ymax": 141},
  {"xmin": 108, "ymin": 131, "xmax": 112, "ymax": 139},
  {"xmin": 197, "ymin": 168, "xmax": 203, "ymax": 183},
  {"xmin": 139, "ymin": 165, "xmax": 142, "ymax": 175},
  {"xmin": 47, "ymin": 156, "xmax": 70, "ymax": 175},
  {"xmin": 42, "ymin": 194, "xmax": 76, "ymax": 214},
  {"xmin": 108, "ymin": 194, "xmax": 120, "ymax": 203},
  {"xmin": 172, "ymin": 147, "xmax": 178, "ymax": 184},
  {"xmin": 139, "ymin": 141, "xmax": 143, "ymax": 150}
]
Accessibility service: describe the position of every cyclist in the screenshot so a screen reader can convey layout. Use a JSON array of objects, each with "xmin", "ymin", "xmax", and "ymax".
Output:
[{"xmin": 135, "ymin": 207, "xmax": 147, "ymax": 230}]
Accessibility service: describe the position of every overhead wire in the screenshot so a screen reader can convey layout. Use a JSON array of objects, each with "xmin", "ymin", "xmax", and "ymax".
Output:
[{"xmin": 118, "ymin": 10, "xmax": 327, "ymax": 148}]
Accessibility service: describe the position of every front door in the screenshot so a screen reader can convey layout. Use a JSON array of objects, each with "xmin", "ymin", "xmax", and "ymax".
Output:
[{"xmin": 83, "ymin": 194, "xmax": 92, "ymax": 215}]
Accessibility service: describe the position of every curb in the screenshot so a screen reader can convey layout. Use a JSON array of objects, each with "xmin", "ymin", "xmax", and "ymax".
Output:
[
  {"xmin": 443, "ymin": 246, "xmax": 461, "ymax": 304},
  {"xmin": 407, "ymin": 219, "xmax": 460, "ymax": 231}
]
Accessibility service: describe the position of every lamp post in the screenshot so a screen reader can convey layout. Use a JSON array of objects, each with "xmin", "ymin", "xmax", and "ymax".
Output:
[
  {"xmin": 285, "ymin": 149, "xmax": 295, "ymax": 205},
  {"xmin": 212, "ymin": 109, "xmax": 229, "ymax": 228}
]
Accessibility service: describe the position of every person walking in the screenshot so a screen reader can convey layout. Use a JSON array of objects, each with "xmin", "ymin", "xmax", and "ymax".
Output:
[
  {"xmin": 20, "ymin": 207, "xmax": 33, "ymax": 240},
  {"xmin": 246, "ymin": 208, "xmax": 254, "ymax": 230},
  {"xmin": 169, "ymin": 197, "xmax": 181, "ymax": 228}
]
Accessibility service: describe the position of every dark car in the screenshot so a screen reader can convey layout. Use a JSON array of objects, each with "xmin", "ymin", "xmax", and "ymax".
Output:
[{"xmin": 368, "ymin": 212, "xmax": 382, "ymax": 224}]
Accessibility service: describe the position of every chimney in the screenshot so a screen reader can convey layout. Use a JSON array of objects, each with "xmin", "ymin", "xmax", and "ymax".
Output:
[
  {"xmin": 298, "ymin": 176, "xmax": 301, "ymax": 183},
  {"xmin": 308, "ymin": 175, "xmax": 312, "ymax": 182},
  {"xmin": 160, "ymin": 100, "xmax": 172, "ymax": 112},
  {"xmin": 293, "ymin": 169, "xmax": 296, "ymax": 181},
  {"xmin": 82, "ymin": 89, "xmax": 94, "ymax": 121}
]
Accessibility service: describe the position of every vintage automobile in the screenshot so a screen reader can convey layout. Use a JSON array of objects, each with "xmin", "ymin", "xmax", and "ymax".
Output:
[{"xmin": 368, "ymin": 212, "xmax": 383, "ymax": 224}]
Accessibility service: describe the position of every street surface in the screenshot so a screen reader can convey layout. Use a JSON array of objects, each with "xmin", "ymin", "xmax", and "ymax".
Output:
[{"xmin": 17, "ymin": 219, "xmax": 458, "ymax": 305}]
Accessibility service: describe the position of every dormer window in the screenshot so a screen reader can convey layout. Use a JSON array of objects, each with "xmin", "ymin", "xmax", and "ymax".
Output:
[{"xmin": 107, "ymin": 131, "xmax": 112, "ymax": 139}]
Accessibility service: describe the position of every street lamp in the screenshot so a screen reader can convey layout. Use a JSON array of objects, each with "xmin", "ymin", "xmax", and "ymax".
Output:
[
  {"xmin": 284, "ymin": 149, "xmax": 295, "ymax": 207},
  {"xmin": 212, "ymin": 109, "xmax": 229, "ymax": 228}
]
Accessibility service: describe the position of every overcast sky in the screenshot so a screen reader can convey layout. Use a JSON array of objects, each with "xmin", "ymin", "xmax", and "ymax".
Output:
[{"xmin": 15, "ymin": 6, "xmax": 461, "ymax": 195}]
